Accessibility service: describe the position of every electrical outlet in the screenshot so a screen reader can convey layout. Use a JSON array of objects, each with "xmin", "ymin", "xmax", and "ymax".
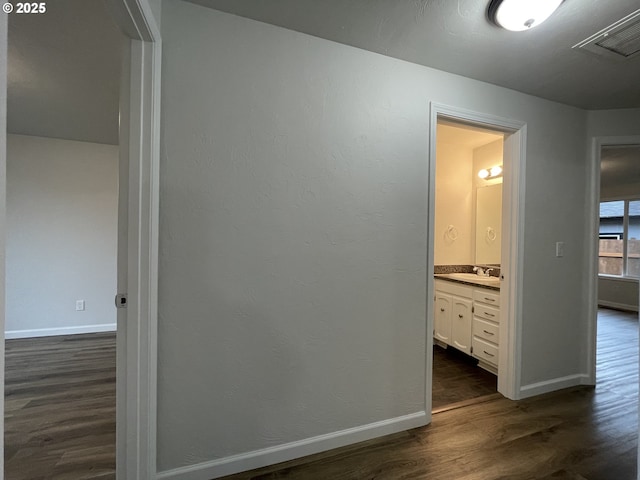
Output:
[
  {"xmin": 76, "ymin": 300, "xmax": 85, "ymax": 311},
  {"xmin": 556, "ymin": 242, "xmax": 564, "ymax": 258}
]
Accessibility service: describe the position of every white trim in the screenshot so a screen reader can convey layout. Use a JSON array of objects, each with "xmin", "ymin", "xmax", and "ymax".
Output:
[
  {"xmin": 5, "ymin": 324, "xmax": 116, "ymax": 339},
  {"xmin": 586, "ymin": 135, "xmax": 640, "ymax": 387},
  {"xmin": 598, "ymin": 274, "xmax": 640, "ymax": 284},
  {"xmin": 519, "ymin": 374, "xmax": 591, "ymax": 399},
  {"xmin": 427, "ymin": 103, "xmax": 526, "ymax": 403},
  {"xmin": 499, "ymin": 126, "xmax": 526, "ymax": 400},
  {"xmin": 156, "ymin": 412, "xmax": 427, "ymax": 480},
  {"xmin": 108, "ymin": 1, "xmax": 161, "ymax": 478},
  {"xmin": 597, "ymin": 300, "xmax": 639, "ymax": 312}
]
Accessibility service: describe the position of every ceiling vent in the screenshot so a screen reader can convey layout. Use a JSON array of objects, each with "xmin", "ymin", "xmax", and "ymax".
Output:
[{"xmin": 573, "ymin": 9, "xmax": 640, "ymax": 61}]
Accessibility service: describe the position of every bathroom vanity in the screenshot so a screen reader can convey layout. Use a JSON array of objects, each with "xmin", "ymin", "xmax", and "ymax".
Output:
[{"xmin": 434, "ymin": 274, "xmax": 500, "ymax": 374}]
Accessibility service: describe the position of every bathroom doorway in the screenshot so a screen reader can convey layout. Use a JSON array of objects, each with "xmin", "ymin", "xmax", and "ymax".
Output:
[
  {"xmin": 431, "ymin": 120, "xmax": 504, "ymax": 412},
  {"xmin": 426, "ymin": 104, "xmax": 526, "ymax": 416}
]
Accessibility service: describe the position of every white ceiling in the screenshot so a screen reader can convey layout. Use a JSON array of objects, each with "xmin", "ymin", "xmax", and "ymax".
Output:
[
  {"xmin": 7, "ymin": 0, "xmax": 124, "ymax": 145},
  {"xmin": 187, "ymin": 0, "xmax": 640, "ymax": 110},
  {"xmin": 6, "ymin": 0, "xmax": 640, "ymax": 147}
]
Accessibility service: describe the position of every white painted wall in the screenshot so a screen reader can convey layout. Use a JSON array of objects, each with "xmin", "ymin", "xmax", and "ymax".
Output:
[
  {"xmin": 587, "ymin": 109, "xmax": 640, "ymax": 138},
  {"xmin": 5, "ymin": 134, "xmax": 118, "ymax": 338},
  {"xmin": 158, "ymin": 1, "xmax": 589, "ymax": 477},
  {"xmin": 434, "ymin": 142, "xmax": 473, "ymax": 265}
]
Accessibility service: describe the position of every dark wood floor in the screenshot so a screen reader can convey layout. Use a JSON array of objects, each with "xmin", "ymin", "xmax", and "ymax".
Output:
[
  {"xmin": 2, "ymin": 309, "xmax": 637, "ymax": 479},
  {"xmin": 223, "ymin": 308, "xmax": 639, "ymax": 480},
  {"xmin": 4, "ymin": 332, "xmax": 116, "ymax": 480},
  {"xmin": 432, "ymin": 344, "xmax": 498, "ymax": 412}
]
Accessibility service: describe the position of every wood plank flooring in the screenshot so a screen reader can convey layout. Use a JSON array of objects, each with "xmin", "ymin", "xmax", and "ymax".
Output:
[
  {"xmin": 432, "ymin": 344, "xmax": 498, "ymax": 412},
  {"xmin": 2, "ymin": 309, "xmax": 636, "ymax": 479},
  {"xmin": 4, "ymin": 333, "xmax": 116, "ymax": 480},
  {"xmin": 223, "ymin": 308, "xmax": 639, "ymax": 480}
]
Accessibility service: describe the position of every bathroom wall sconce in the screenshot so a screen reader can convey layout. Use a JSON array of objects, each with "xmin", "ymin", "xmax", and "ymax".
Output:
[
  {"xmin": 488, "ymin": 0, "xmax": 563, "ymax": 32},
  {"xmin": 478, "ymin": 165, "xmax": 503, "ymax": 180}
]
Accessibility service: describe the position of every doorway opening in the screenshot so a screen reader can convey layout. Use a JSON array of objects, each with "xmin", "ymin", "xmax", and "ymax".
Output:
[
  {"xmin": 596, "ymin": 144, "xmax": 640, "ymax": 312},
  {"xmin": 583, "ymin": 138, "xmax": 640, "ymax": 480},
  {"xmin": 4, "ymin": 2, "xmax": 123, "ymax": 476},
  {"xmin": 431, "ymin": 119, "xmax": 504, "ymax": 412},
  {"xmin": 1, "ymin": 0, "xmax": 161, "ymax": 477},
  {"xmin": 426, "ymin": 104, "xmax": 526, "ymax": 418}
]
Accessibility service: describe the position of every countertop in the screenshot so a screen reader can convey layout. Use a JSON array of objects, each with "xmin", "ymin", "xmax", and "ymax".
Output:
[{"xmin": 434, "ymin": 273, "xmax": 500, "ymax": 291}]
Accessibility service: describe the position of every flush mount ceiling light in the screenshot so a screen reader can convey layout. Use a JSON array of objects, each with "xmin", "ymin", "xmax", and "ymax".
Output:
[{"xmin": 488, "ymin": 0, "xmax": 563, "ymax": 32}]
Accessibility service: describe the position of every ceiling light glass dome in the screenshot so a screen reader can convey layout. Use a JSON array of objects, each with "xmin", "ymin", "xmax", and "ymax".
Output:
[{"xmin": 488, "ymin": 0, "xmax": 563, "ymax": 32}]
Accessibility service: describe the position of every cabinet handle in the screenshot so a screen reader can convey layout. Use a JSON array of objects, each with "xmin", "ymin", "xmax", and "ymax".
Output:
[
  {"xmin": 484, "ymin": 297, "xmax": 495, "ymax": 302},
  {"xmin": 458, "ymin": 314, "xmax": 464, "ymax": 318},
  {"xmin": 440, "ymin": 308, "xmax": 445, "ymax": 312},
  {"xmin": 484, "ymin": 312, "xmax": 495, "ymax": 317},
  {"xmin": 483, "ymin": 350, "xmax": 495, "ymax": 357},
  {"xmin": 482, "ymin": 330, "xmax": 494, "ymax": 336}
]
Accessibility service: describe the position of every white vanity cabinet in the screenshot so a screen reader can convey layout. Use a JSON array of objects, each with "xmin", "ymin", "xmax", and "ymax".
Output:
[
  {"xmin": 434, "ymin": 278, "xmax": 501, "ymax": 374},
  {"xmin": 434, "ymin": 293, "xmax": 452, "ymax": 344},
  {"xmin": 471, "ymin": 288, "xmax": 500, "ymax": 373},
  {"xmin": 434, "ymin": 280, "xmax": 473, "ymax": 354}
]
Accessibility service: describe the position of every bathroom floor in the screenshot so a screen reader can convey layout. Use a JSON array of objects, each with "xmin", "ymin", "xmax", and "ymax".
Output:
[{"xmin": 432, "ymin": 344, "xmax": 498, "ymax": 411}]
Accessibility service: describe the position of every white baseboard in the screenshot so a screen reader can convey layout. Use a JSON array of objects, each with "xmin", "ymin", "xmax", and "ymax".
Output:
[
  {"xmin": 598, "ymin": 300, "xmax": 639, "ymax": 313},
  {"xmin": 157, "ymin": 411, "xmax": 427, "ymax": 480},
  {"xmin": 519, "ymin": 373, "xmax": 592, "ymax": 399},
  {"xmin": 5, "ymin": 323, "xmax": 116, "ymax": 339}
]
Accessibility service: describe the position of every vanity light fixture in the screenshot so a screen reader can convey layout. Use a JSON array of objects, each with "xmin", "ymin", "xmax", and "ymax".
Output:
[
  {"xmin": 478, "ymin": 165, "xmax": 503, "ymax": 180},
  {"xmin": 488, "ymin": 0, "xmax": 563, "ymax": 32}
]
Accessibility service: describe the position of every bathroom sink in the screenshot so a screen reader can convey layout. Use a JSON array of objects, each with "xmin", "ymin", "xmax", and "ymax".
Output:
[{"xmin": 437, "ymin": 273, "xmax": 500, "ymax": 284}]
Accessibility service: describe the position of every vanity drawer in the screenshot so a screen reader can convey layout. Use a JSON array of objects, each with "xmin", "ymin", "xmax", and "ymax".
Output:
[
  {"xmin": 473, "ymin": 289, "xmax": 500, "ymax": 307},
  {"xmin": 473, "ymin": 337, "xmax": 498, "ymax": 366},
  {"xmin": 435, "ymin": 279, "xmax": 473, "ymax": 299},
  {"xmin": 474, "ymin": 304, "xmax": 499, "ymax": 323},
  {"xmin": 473, "ymin": 317, "xmax": 499, "ymax": 343}
]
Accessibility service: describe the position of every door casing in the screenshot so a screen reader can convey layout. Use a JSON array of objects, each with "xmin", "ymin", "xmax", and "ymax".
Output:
[{"xmin": 426, "ymin": 103, "xmax": 527, "ymax": 420}]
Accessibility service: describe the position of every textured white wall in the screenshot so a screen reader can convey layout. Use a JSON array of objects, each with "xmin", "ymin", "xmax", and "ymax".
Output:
[
  {"xmin": 6, "ymin": 134, "xmax": 118, "ymax": 337},
  {"xmin": 587, "ymin": 109, "xmax": 640, "ymax": 138},
  {"xmin": 159, "ymin": 1, "xmax": 589, "ymax": 476},
  {"xmin": 434, "ymin": 142, "xmax": 473, "ymax": 265}
]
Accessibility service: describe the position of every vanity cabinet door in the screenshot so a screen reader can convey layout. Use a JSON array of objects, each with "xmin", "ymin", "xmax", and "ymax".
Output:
[
  {"xmin": 434, "ymin": 293, "xmax": 452, "ymax": 344},
  {"xmin": 451, "ymin": 297, "xmax": 473, "ymax": 354}
]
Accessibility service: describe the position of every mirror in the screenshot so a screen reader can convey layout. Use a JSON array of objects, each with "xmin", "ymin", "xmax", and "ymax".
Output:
[{"xmin": 475, "ymin": 184, "xmax": 502, "ymax": 264}]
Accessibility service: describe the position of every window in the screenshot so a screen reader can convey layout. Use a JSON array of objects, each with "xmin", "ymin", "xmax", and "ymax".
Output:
[{"xmin": 599, "ymin": 200, "xmax": 640, "ymax": 278}]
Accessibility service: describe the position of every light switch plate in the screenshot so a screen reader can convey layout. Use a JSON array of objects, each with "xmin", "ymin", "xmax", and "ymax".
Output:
[{"xmin": 556, "ymin": 242, "xmax": 564, "ymax": 257}]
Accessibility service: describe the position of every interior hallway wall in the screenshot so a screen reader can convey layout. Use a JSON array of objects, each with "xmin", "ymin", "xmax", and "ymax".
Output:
[
  {"xmin": 158, "ymin": 1, "xmax": 588, "ymax": 477},
  {"xmin": 6, "ymin": 134, "xmax": 118, "ymax": 338}
]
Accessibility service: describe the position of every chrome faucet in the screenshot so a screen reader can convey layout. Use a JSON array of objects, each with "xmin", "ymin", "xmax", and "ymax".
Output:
[{"xmin": 473, "ymin": 266, "xmax": 494, "ymax": 277}]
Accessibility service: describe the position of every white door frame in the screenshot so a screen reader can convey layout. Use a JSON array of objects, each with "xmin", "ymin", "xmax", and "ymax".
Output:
[
  {"xmin": 585, "ymin": 135, "xmax": 640, "ymax": 386},
  {"xmin": 109, "ymin": 0, "xmax": 161, "ymax": 478},
  {"xmin": 0, "ymin": 1, "xmax": 161, "ymax": 478},
  {"xmin": 426, "ymin": 103, "xmax": 526, "ymax": 416}
]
